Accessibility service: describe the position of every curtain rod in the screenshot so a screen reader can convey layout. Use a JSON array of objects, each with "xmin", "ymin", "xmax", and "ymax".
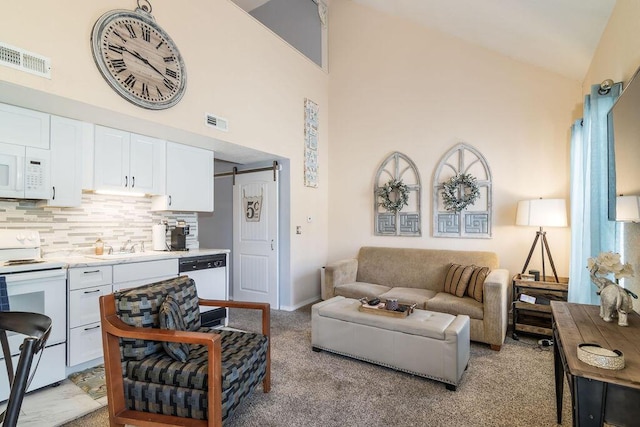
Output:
[{"xmin": 214, "ymin": 161, "xmax": 279, "ymax": 184}]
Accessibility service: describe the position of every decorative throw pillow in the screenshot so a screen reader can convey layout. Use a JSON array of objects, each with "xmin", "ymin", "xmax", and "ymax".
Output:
[
  {"xmin": 443, "ymin": 264, "xmax": 474, "ymax": 297},
  {"xmin": 466, "ymin": 266, "xmax": 490, "ymax": 303},
  {"xmin": 159, "ymin": 294, "xmax": 191, "ymax": 362}
]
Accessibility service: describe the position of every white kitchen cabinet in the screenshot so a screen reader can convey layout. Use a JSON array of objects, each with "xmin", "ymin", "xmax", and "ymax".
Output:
[
  {"xmin": 67, "ymin": 259, "xmax": 177, "ymax": 367},
  {"xmin": 94, "ymin": 126, "xmax": 128, "ymax": 191},
  {"xmin": 44, "ymin": 116, "xmax": 86, "ymax": 207},
  {"xmin": 129, "ymin": 133, "xmax": 166, "ymax": 194},
  {"xmin": 66, "ymin": 265, "xmax": 113, "ymax": 367},
  {"xmin": 151, "ymin": 142, "xmax": 214, "ymax": 212},
  {"xmin": 112, "ymin": 258, "xmax": 178, "ymax": 291},
  {"xmin": 81, "ymin": 124, "xmax": 95, "ymax": 190},
  {"xmin": 94, "ymin": 125, "xmax": 166, "ymax": 195},
  {"xmin": 67, "ymin": 281, "xmax": 110, "ymax": 365},
  {"xmin": 68, "ymin": 265, "xmax": 113, "ymax": 290},
  {"xmin": 0, "ymin": 103, "xmax": 50, "ymax": 149},
  {"xmin": 68, "ymin": 323, "xmax": 103, "ymax": 367},
  {"xmin": 69, "ymin": 283, "xmax": 112, "ymax": 328}
]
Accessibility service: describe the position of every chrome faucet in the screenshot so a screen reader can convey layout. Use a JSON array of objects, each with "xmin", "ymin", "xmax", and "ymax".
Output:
[
  {"xmin": 131, "ymin": 241, "xmax": 145, "ymax": 253},
  {"xmin": 120, "ymin": 239, "xmax": 132, "ymax": 253}
]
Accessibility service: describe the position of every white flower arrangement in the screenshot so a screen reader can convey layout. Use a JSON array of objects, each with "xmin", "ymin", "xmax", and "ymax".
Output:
[{"xmin": 587, "ymin": 252, "xmax": 634, "ymax": 284}]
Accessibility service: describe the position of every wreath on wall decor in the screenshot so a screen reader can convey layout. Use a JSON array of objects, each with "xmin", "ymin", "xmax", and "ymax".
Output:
[
  {"xmin": 442, "ymin": 173, "xmax": 480, "ymax": 212},
  {"xmin": 377, "ymin": 179, "xmax": 410, "ymax": 213}
]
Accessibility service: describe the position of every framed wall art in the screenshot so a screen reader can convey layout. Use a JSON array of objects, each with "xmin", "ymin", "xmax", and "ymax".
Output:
[
  {"xmin": 432, "ymin": 143, "xmax": 492, "ymax": 238},
  {"xmin": 374, "ymin": 152, "xmax": 422, "ymax": 236},
  {"xmin": 304, "ymin": 98, "xmax": 319, "ymax": 187}
]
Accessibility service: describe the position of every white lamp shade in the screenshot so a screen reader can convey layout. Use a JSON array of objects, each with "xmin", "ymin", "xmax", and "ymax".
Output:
[
  {"xmin": 616, "ymin": 195, "xmax": 640, "ymax": 221},
  {"xmin": 516, "ymin": 199, "xmax": 567, "ymax": 227}
]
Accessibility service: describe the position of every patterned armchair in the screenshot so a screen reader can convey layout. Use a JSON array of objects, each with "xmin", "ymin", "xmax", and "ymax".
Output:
[{"xmin": 99, "ymin": 275, "xmax": 270, "ymax": 427}]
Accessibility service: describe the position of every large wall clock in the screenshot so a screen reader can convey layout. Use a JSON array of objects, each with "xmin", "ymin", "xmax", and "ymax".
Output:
[{"xmin": 91, "ymin": 1, "xmax": 187, "ymax": 110}]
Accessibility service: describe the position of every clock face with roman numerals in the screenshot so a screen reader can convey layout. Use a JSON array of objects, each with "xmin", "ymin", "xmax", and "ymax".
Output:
[{"xmin": 91, "ymin": 8, "xmax": 186, "ymax": 110}]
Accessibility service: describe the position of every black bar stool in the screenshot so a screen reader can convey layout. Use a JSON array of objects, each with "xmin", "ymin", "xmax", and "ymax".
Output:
[{"xmin": 0, "ymin": 312, "xmax": 52, "ymax": 427}]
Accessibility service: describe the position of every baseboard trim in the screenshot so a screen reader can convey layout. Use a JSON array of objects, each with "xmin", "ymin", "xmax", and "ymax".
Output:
[{"xmin": 280, "ymin": 295, "xmax": 320, "ymax": 311}]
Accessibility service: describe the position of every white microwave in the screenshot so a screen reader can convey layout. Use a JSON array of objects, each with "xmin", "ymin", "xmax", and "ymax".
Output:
[{"xmin": 0, "ymin": 142, "xmax": 50, "ymax": 199}]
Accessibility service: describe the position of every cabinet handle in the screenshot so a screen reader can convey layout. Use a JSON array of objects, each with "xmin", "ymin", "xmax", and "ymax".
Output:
[
  {"xmin": 83, "ymin": 325, "xmax": 101, "ymax": 331},
  {"xmin": 83, "ymin": 289, "xmax": 101, "ymax": 294},
  {"xmin": 169, "ymin": 195, "xmax": 172, "ymax": 206},
  {"xmin": 83, "ymin": 270, "xmax": 100, "ymax": 274},
  {"xmin": 132, "ymin": 176, "xmax": 135, "ymax": 188},
  {"xmin": 52, "ymin": 186, "xmax": 56, "ymax": 200},
  {"xmin": 125, "ymin": 176, "xmax": 128, "ymax": 187}
]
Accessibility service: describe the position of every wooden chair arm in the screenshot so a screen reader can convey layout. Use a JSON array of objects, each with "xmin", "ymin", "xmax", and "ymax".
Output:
[
  {"xmin": 198, "ymin": 299, "xmax": 270, "ymax": 338},
  {"xmin": 199, "ymin": 299, "xmax": 269, "ymax": 311}
]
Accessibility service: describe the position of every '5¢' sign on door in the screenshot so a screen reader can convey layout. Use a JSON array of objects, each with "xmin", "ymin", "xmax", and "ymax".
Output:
[{"xmin": 243, "ymin": 190, "xmax": 263, "ymax": 222}]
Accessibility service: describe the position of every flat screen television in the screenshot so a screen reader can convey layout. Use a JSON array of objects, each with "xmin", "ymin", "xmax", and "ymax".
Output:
[{"xmin": 608, "ymin": 67, "xmax": 640, "ymax": 221}]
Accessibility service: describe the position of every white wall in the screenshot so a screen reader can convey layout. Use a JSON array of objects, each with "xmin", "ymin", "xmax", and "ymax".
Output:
[
  {"xmin": 327, "ymin": 0, "xmax": 581, "ymax": 279},
  {"xmin": 582, "ymin": 0, "xmax": 640, "ymax": 92},
  {"xmin": 0, "ymin": 0, "xmax": 328, "ymax": 309}
]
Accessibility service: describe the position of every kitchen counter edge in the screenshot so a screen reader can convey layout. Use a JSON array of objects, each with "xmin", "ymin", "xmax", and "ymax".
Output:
[{"xmin": 50, "ymin": 249, "xmax": 230, "ymax": 268}]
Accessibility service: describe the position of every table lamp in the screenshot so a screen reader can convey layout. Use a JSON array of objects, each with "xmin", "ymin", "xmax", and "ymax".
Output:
[
  {"xmin": 616, "ymin": 195, "xmax": 640, "ymax": 222},
  {"xmin": 516, "ymin": 198, "xmax": 567, "ymax": 283}
]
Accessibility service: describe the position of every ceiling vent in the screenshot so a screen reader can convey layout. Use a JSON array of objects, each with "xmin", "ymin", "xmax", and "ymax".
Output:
[
  {"xmin": 205, "ymin": 113, "xmax": 229, "ymax": 132},
  {"xmin": 0, "ymin": 42, "xmax": 51, "ymax": 79}
]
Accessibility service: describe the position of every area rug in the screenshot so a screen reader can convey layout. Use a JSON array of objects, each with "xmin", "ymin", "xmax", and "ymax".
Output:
[{"xmin": 67, "ymin": 364, "xmax": 107, "ymax": 400}]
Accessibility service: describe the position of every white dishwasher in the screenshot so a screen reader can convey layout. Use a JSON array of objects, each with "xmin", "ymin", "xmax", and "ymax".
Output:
[{"xmin": 179, "ymin": 254, "xmax": 228, "ymax": 327}]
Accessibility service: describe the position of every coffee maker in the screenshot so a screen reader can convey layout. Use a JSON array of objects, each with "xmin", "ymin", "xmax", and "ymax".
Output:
[{"xmin": 170, "ymin": 220, "xmax": 190, "ymax": 251}]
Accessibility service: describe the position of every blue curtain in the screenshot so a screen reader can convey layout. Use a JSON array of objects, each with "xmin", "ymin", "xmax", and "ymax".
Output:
[{"xmin": 568, "ymin": 83, "xmax": 622, "ymax": 304}]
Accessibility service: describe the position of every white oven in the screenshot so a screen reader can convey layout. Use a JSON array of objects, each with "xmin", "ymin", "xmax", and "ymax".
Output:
[
  {"xmin": 0, "ymin": 230, "xmax": 66, "ymax": 401},
  {"xmin": 0, "ymin": 142, "xmax": 50, "ymax": 199}
]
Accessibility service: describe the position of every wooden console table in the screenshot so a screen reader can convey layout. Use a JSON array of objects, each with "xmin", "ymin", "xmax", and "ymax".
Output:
[{"xmin": 551, "ymin": 301, "xmax": 640, "ymax": 426}]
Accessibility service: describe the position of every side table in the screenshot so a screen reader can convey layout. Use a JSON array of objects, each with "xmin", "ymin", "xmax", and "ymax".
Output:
[
  {"xmin": 512, "ymin": 274, "xmax": 568, "ymax": 339},
  {"xmin": 552, "ymin": 301, "xmax": 640, "ymax": 426}
]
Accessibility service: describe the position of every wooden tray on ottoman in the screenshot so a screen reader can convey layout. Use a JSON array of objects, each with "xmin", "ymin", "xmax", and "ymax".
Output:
[{"xmin": 358, "ymin": 300, "xmax": 416, "ymax": 318}]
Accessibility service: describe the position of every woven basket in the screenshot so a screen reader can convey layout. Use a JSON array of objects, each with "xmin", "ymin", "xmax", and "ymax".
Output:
[{"xmin": 577, "ymin": 343, "xmax": 625, "ymax": 370}]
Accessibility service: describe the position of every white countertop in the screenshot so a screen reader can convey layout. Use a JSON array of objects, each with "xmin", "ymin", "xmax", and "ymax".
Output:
[{"xmin": 43, "ymin": 248, "xmax": 230, "ymax": 268}]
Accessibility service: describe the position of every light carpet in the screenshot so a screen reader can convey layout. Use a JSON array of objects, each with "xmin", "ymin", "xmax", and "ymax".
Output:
[{"xmin": 63, "ymin": 305, "xmax": 572, "ymax": 426}]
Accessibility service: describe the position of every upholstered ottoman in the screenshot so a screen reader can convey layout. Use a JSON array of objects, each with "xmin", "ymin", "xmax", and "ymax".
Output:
[{"xmin": 311, "ymin": 296, "xmax": 470, "ymax": 390}]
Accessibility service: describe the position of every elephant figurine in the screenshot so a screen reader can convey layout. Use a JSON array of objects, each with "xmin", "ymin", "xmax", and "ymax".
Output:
[{"xmin": 599, "ymin": 283, "xmax": 633, "ymax": 326}]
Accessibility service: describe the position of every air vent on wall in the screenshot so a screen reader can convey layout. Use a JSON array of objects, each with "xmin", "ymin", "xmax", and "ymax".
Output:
[
  {"xmin": 205, "ymin": 113, "xmax": 229, "ymax": 132},
  {"xmin": 0, "ymin": 42, "xmax": 51, "ymax": 78}
]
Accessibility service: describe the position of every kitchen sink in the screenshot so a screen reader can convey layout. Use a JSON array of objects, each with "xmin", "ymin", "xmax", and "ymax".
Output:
[{"xmin": 86, "ymin": 251, "xmax": 156, "ymax": 260}]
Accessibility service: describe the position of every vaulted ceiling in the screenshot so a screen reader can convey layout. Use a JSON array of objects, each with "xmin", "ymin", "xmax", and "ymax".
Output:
[{"xmin": 352, "ymin": 0, "xmax": 616, "ymax": 81}]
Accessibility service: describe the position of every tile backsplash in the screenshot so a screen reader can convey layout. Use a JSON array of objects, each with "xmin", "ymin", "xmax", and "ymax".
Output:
[{"xmin": 0, "ymin": 192, "xmax": 198, "ymax": 255}]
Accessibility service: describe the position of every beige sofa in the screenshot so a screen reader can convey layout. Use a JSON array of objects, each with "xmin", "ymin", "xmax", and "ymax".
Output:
[{"xmin": 323, "ymin": 246, "xmax": 510, "ymax": 350}]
